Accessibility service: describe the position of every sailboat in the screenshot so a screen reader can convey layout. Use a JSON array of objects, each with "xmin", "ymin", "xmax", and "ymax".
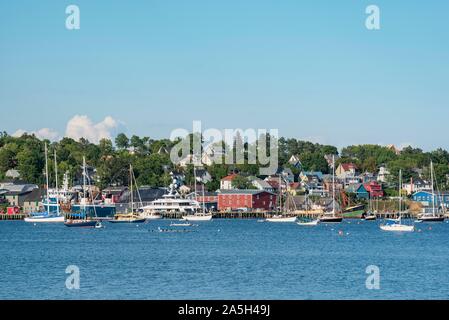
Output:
[
  {"xmin": 417, "ymin": 161, "xmax": 445, "ymax": 222},
  {"xmin": 25, "ymin": 145, "xmax": 65, "ymax": 223},
  {"xmin": 297, "ymin": 193, "xmax": 319, "ymax": 226},
  {"xmin": 182, "ymin": 166, "xmax": 213, "ymax": 222},
  {"xmin": 266, "ymin": 175, "xmax": 297, "ymax": 223},
  {"xmin": 364, "ymin": 195, "xmax": 377, "ymax": 221},
  {"xmin": 109, "ymin": 164, "xmax": 146, "ymax": 224},
  {"xmin": 319, "ymin": 155, "xmax": 343, "ymax": 223},
  {"xmin": 380, "ymin": 170, "xmax": 414, "ymax": 232},
  {"xmin": 65, "ymin": 156, "xmax": 100, "ymax": 228}
]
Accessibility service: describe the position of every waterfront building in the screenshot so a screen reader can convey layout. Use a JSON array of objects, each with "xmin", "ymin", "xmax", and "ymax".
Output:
[
  {"xmin": 217, "ymin": 190, "xmax": 277, "ymax": 211},
  {"xmin": 403, "ymin": 177, "xmax": 432, "ymax": 195},
  {"xmin": 345, "ymin": 183, "xmax": 369, "ymax": 200},
  {"xmin": 412, "ymin": 191, "xmax": 449, "ymax": 208}
]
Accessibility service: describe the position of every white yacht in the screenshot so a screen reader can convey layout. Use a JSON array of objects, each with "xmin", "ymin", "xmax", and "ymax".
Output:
[{"xmin": 140, "ymin": 174, "xmax": 201, "ymax": 218}]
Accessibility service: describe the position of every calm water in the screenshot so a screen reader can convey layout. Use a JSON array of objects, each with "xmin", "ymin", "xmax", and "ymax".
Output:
[{"xmin": 0, "ymin": 219, "xmax": 448, "ymax": 300}]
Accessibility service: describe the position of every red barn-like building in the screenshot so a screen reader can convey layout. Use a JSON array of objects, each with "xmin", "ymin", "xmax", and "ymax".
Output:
[
  {"xmin": 364, "ymin": 181, "xmax": 384, "ymax": 198},
  {"xmin": 218, "ymin": 190, "xmax": 277, "ymax": 211}
]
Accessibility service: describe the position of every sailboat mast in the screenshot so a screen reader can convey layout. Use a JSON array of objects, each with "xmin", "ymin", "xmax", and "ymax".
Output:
[
  {"xmin": 130, "ymin": 164, "xmax": 134, "ymax": 213},
  {"xmin": 54, "ymin": 149, "xmax": 59, "ymax": 215},
  {"xmin": 332, "ymin": 155, "xmax": 336, "ymax": 215},
  {"xmin": 44, "ymin": 143, "xmax": 49, "ymax": 210},
  {"xmin": 399, "ymin": 169, "xmax": 402, "ymax": 217},
  {"xmin": 431, "ymin": 161, "xmax": 436, "ymax": 215},
  {"xmin": 83, "ymin": 156, "xmax": 86, "ymax": 211},
  {"xmin": 279, "ymin": 174, "xmax": 283, "ymax": 213}
]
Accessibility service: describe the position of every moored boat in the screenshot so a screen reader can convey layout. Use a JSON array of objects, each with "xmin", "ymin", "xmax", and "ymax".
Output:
[{"xmin": 266, "ymin": 215, "xmax": 297, "ymax": 223}]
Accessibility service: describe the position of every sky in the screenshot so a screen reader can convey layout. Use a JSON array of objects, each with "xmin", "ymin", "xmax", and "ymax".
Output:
[{"xmin": 0, "ymin": 0, "xmax": 448, "ymax": 150}]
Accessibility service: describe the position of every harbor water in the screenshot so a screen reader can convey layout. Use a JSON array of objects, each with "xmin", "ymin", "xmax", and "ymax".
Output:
[{"xmin": 0, "ymin": 219, "xmax": 448, "ymax": 300}]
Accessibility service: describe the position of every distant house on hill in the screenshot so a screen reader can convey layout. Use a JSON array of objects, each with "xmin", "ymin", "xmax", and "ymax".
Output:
[
  {"xmin": 345, "ymin": 183, "xmax": 369, "ymax": 200},
  {"xmin": 288, "ymin": 155, "xmax": 302, "ymax": 169},
  {"xmin": 324, "ymin": 154, "xmax": 340, "ymax": 169},
  {"xmin": 5, "ymin": 169, "xmax": 20, "ymax": 180},
  {"xmin": 377, "ymin": 165, "xmax": 390, "ymax": 183},
  {"xmin": 403, "ymin": 178, "xmax": 432, "ymax": 195},
  {"xmin": 336, "ymin": 163, "xmax": 358, "ymax": 179},
  {"xmin": 387, "ymin": 144, "xmax": 401, "ymax": 155},
  {"xmin": 364, "ymin": 181, "xmax": 384, "ymax": 198},
  {"xmin": 249, "ymin": 177, "xmax": 275, "ymax": 193},
  {"xmin": 220, "ymin": 174, "xmax": 239, "ymax": 190}
]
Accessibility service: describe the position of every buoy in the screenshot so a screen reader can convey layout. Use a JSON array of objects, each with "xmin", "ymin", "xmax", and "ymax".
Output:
[{"xmin": 338, "ymin": 230, "xmax": 344, "ymax": 236}]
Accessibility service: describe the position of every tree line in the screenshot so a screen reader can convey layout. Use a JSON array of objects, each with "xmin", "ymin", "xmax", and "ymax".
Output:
[{"xmin": 1, "ymin": 131, "xmax": 449, "ymax": 191}]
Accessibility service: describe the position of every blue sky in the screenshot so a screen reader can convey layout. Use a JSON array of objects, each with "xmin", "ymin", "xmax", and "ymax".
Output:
[{"xmin": 0, "ymin": 0, "xmax": 448, "ymax": 150}]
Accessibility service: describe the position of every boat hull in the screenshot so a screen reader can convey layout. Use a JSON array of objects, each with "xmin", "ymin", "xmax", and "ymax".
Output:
[
  {"xmin": 319, "ymin": 217, "xmax": 343, "ymax": 223},
  {"xmin": 417, "ymin": 216, "xmax": 445, "ymax": 222},
  {"xmin": 144, "ymin": 215, "xmax": 162, "ymax": 220},
  {"xmin": 297, "ymin": 220, "xmax": 319, "ymax": 226},
  {"xmin": 64, "ymin": 220, "xmax": 98, "ymax": 228},
  {"xmin": 24, "ymin": 216, "xmax": 65, "ymax": 223},
  {"xmin": 182, "ymin": 215, "xmax": 213, "ymax": 222},
  {"xmin": 109, "ymin": 219, "xmax": 146, "ymax": 224},
  {"xmin": 265, "ymin": 216, "xmax": 297, "ymax": 223},
  {"xmin": 364, "ymin": 216, "xmax": 377, "ymax": 221},
  {"xmin": 380, "ymin": 224, "xmax": 415, "ymax": 232}
]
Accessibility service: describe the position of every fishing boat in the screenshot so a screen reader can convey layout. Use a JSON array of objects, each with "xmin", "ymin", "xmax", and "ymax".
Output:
[
  {"xmin": 380, "ymin": 169, "xmax": 414, "ymax": 232},
  {"xmin": 65, "ymin": 157, "xmax": 101, "ymax": 228},
  {"xmin": 266, "ymin": 175, "xmax": 297, "ymax": 223},
  {"xmin": 182, "ymin": 167, "xmax": 213, "ymax": 222},
  {"xmin": 416, "ymin": 161, "xmax": 445, "ymax": 222},
  {"xmin": 25, "ymin": 144, "xmax": 65, "ymax": 223},
  {"xmin": 319, "ymin": 155, "xmax": 343, "ymax": 223},
  {"xmin": 110, "ymin": 165, "xmax": 147, "ymax": 224}
]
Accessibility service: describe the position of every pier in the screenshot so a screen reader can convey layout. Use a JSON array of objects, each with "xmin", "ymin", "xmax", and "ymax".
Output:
[{"xmin": 0, "ymin": 214, "xmax": 27, "ymax": 221}]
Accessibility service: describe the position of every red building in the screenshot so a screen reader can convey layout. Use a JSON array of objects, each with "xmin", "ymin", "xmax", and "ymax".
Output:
[
  {"xmin": 218, "ymin": 190, "xmax": 277, "ymax": 211},
  {"xmin": 364, "ymin": 181, "xmax": 384, "ymax": 198}
]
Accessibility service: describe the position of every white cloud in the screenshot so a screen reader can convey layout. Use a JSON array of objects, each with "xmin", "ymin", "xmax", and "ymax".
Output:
[
  {"xmin": 13, "ymin": 128, "xmax": 59, "ymax": 141},
  {"xmin": 65, "ymin": 115, "xmax": 119, "ymax": 143}
]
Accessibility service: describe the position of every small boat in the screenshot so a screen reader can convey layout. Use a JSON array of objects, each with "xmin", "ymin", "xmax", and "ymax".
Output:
[
  {"xmin": 109, "ymin": 165, "xmax": 147, "ymax": 224},
  {"xmin": 145, "ymin": 214, "xmax": 162, "ymax": 220},
  {"xmin": 182, "ymin": 213, "xmax": 213, "ymax": 222},
  {"xmin": 319, "ymin": 155, "xmax": 343, "ymax": 224},
  {"xmin": 25, "ymin": 215, "xmax": 65, "ymax": 223},
  {"xmin": 415, "ymin": 162, "xmax": 445, "ymax": 223},
  {"xmin": 64, "ymin": 219, "xmax": 99, "ymax": 228},
  {"xmin": 109, "ymin": 213, "xmax": 146, "ymax": 224},
  {"xmin": 25, "ymin": 144, "xmax": 65, "ymax": 224},
  {"xmin": 170, "ymin": 222, "xmax": 192, "ymax": 227},
  {"xmin": 297, "ymin": 219, "xmax": 319, "ymax": 226},
  {"xmin": 380, "ymin": 170, "xmax": 414, "ymax": 233},
  {"xmin": 416, "ymin": 215, "xmax": 445, "ymax": 222},
  {"xmin": 380, "ymin": 222, "xmax": 415, "ymax": 232},
  {"xmin": 364, "ymin": 214, "xmax": 377, "ymax": 221},
  {"xmin": 266, "ymin": 215, "xmax": 297, "ymax": 223}
]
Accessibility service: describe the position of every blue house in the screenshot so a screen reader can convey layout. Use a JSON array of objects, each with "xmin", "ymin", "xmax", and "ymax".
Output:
[
  {"xmin": 345, "ymin": 183, "xmax": 369, "ymax": 200},
  {"xmin": 412, "ymin": 191, "xmax": 449, "ymax": 208}
]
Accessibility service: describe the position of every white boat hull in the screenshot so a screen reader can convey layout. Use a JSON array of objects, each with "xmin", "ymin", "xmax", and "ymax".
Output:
[
  {"xmin": 380, "ymin": 224, "xmax": 414, "ymax": 232},
  {"xmin": 144, "ymin": 214, "xmax": 162, "ymax": 220},
  {"xmin": 182, "ymin": 214, "xmax": 213, "ymax": 222},
  {"xmin": 24, "ymin": 216, "xmax": 65, "ymax": 223},
  {"xmin": 266, "ymin": 216, "xmax": 297, "ymax": 223},
  {"xmin": 297, "ymin": 220, "xmax": 319, "ymax": 226}
]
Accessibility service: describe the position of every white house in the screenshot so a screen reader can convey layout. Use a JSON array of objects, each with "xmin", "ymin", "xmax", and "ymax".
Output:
[
  {"xmin": 377, "ymin": 166, "xmax": 390, "ymax": 183},
  {"xmin": 403, "ymin": 178, "xmax": 432, "ymax": 195}
]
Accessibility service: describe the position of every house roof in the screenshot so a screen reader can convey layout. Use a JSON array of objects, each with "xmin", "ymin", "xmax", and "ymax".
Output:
[
  {"xmin": 340, "ymin": 163, "xmax": 358, "ymax": 171},
  {"xmin": 346, "ymin": 183, "xmax": 366, "ymax": 193},
  {"xmin": 251, "ymin": 178, "xmax": 274, "ymax": 189},
  {"xmin": 289, "ymin": 182, "xmax": 301, "ymax": 189},
  {"xmin": 218, "ymin": 189, "xmax": 275, "ymax": 196},
  {"xmin": 221, "ymin": 174, "xmax": 238, "ymax": 181}
]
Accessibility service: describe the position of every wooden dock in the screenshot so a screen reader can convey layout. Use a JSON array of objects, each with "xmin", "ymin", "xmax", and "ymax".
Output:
[{"xmin": 0, "ymin": 214, "xmax": 27, "ymax": 221}]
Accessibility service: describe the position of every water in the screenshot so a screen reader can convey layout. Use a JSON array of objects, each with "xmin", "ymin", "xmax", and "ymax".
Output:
[{"xmin": 0, "ymin": 219, "xmax": 448, "ymax": 300}]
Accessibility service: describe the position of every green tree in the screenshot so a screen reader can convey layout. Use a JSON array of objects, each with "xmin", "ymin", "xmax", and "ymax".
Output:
[{"xmin": 115, "ymin": 133, "xmax": 130, "ymax": 150}]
